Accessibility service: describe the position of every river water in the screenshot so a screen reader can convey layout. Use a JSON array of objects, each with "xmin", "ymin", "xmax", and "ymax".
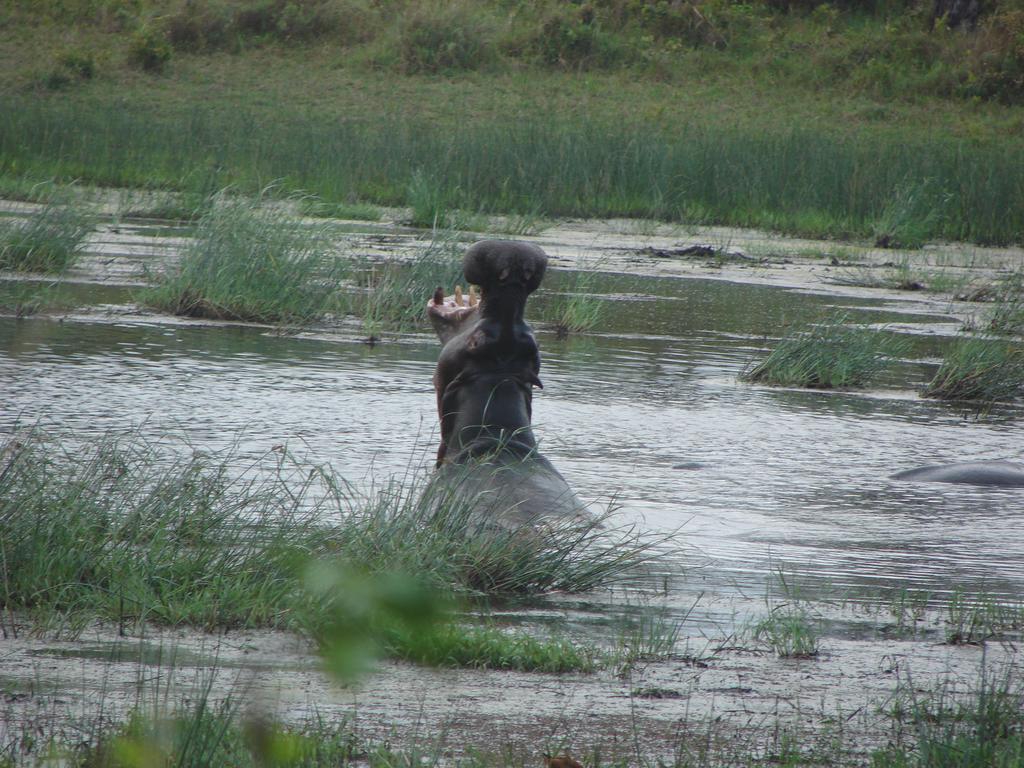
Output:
[{"xmin": 3, "ymin": 255, "xmax": 1022, "ymax": 618}]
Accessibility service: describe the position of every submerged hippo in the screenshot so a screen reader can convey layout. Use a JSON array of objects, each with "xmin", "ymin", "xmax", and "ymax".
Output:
[
  {"xmin": 425, "ymin": 240, "xmax": 590, "ymax": 529},
  {"xmin": 891, "ymin": 460, "xmax": 1024, "ymax": 487}
]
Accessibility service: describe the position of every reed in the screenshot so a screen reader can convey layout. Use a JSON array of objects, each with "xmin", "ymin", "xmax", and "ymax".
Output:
[
  {"xmin": 921, "ymin": 337, "xmax": 1024, "ymax": 403},
  {"xmin": 2, "ymin": 99, "xmax": 1021, "ymax": 245},
  {"xmin": 0, "ymin": 198, "xmax": 91, "ymax": 273},
  {"xmin": 141, "ymin": 197, "xmax": 346, "ymax": 325},
  {"xmin": 744, "ymin": 317, "xmax": 907, "ymax": 389}
]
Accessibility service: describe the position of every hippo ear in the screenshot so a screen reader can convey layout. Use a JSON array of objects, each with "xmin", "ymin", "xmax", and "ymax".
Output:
[{"xmin": 525, "ymin": 371, "xmax": 543, "ymax": 389}]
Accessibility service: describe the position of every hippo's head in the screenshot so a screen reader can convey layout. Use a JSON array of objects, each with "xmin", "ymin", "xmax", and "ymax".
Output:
[{"xmin": 463, "ymin": 239, "xmax": 547, "ymax": 297}]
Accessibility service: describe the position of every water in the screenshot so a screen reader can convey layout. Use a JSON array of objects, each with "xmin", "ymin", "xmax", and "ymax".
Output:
[{"xmin": 3, "ymin": 268, "xmax": 1022, "ymax": 613}]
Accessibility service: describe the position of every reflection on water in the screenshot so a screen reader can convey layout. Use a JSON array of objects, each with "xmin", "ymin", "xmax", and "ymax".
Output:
[{"xmin": 2, "ymin": 274, "xmax": 1022, "ymax": 615}]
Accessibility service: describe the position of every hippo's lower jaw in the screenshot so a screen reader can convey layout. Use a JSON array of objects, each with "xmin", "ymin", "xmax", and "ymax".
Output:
[{"xmin": 891, "ymin": 460, "xmax": 1024, "ymax": 487}]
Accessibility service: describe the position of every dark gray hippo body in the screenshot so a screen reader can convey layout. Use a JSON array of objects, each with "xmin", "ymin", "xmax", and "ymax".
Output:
[
  {"xmin": 891, "ymin": 460, "xmax": 1024, "ymax": 487},
  {"xmin": 425, "ymin": 240, "xmax": 589, "ymax": 529}
]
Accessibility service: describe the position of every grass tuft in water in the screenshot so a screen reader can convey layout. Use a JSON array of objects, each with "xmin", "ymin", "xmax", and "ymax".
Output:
[
  {"xmin": 752, "ymin": 607, "xmax": 821, "ymax": 659},
  {"xmin": 873, "ymin": 663, "xmax": 1024, "ymax": 768},
  {"xmin": 0, "ymin": 432, "xmax": 330, "ymax": 632},
  {"xmin": 388, "ymin": 621, "xmax": 598, "ymax": 673},
  {"xmin": 0, "ymin": 280, "xmax": 72, "ymax": 317},
  {"xmin": 297, "ymin": 196, "xmax": 382, "ymax": 221},
  {"xmin": 141, "ymin": 197, "xmax": 347, "ymax": 325},
  {"xmin": 921, "ymin": 337, "xmax": 1024, "ymax": 404},
  {"xmin": 545, "ymin": 268, "xmax": 606, "ymax": 338},
  {"xmin": 327, "ymin": 468, "xmax": 665, "ymax": 599},
  {"xmin": 744, "ymin": 316, "xmax": 907, "ymax": 389},
  {"xmin": 987, "ymin": 269, "xmax": 1024, "ymax": 336},
  {"xmin": 0, "ymin": 432, "xmax": 663, "ymax": 638},
  {"xmin": 0, "ymin": 199, "xmax": 92, "ymax": 273},
  {"xmin": 352, "ymin": 232, "xmax": 464, "ymax": 339}
]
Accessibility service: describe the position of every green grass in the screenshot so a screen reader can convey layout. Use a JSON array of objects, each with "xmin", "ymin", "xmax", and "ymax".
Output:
[
  {"xmin": 873, "ymin": 665, "xmax": 1024, "ymax": 768},
  {"xmin": 752, "ymin": 607, "xmax": 821, "ymax": 659},
  {"xmin": 944, "ymin": 591, "xmax": 1024, "ymax": 646},
  {"xmin": 0, "ymin": 279, "xmax": 73, "ymax": 317},
  {"xmin": 921, "ymin": 336, "xmax": 1024, "ymax": 403},
  {"xmin": 744, "ymin": 316, "xmax": 908, "ymax": 389},
  {"xmin": 141, "ymin": 197, "xmax": 347, "ymax": 325},
  {"xmin": 297, "ymin": 197, "xmax": 382, "ymax": 221},
  {"xmin": 0, "ymin": 432, "xmax": 328, "ymax": 632},
  {"xmin": 2, "ymin": 96, "xmax": 1022, "ymax": 246},
  {"xmin": 0, "ymin": 432, "xmax": 664, "ymax": 635},
  {"xmin": 0, "ymin": 198, "xmax": 92, "ymax": 273},
  {"xmin": 987, "ymin": 269, "xmax": 1024, "ymax": 336},
  {"xmin": 388, "ymin": 621, "xmax": 598, "ymax": 673},
  {"xmin": 544, "ymin": 268, "xmax": 606, "ymax": 338},
  {"xmin": 352, "ymin": 232, "xmax": 464, "ymax": 339}
]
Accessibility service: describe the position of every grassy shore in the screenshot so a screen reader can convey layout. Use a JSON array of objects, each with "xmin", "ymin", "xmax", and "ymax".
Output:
[
  {"xmin": 0, "ymin": 431, "xmax": 662, "ymax": 667},
  {"xmin": 2, "ymin": 2, "xmax": 1023, "ymax": 246}
]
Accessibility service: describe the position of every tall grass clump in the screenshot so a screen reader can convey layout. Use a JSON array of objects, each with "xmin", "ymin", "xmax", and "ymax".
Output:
[
  {"xmin": 0, "ymin": 433, "xmax": 331, "ymax": 631},
  {"xmin": 353, "ymin": 232, "xmax": 463, "ymax": 338},
  {"xmin": 544, "ymin": 268, "xmax": 606, "ymax": 338},
  {"xmin": 752, "ymin": 607, "xmax": 821, "ymax": 659},
  {"xmin": 987, "ymin": 269, "xmax": 1024, "ymax": 336},
  {"xmin": 0, "ymin": 199, "xmax": 91, "ymax": 273},
  {"xmin": 921, "ymin": 336, "xmax": 1024, "ymax": 403},
  {"xmin": 873, "ymin": 664, "xmax": 1024, "ymax": 768},
  {"xmin": 326, "ymin": 465, "xmax": 666, "ymax": 598},
  {"xmin": 142, "ymin": 198, "xmax": 346, "ymax": 325},
  {"xmin": 871, "ymin": 179, "xmax": 952, "ymax": 249},
  {"xmin": 0, "ymin": 431, "xmax": 665, "ymax": 636},
  {"xmin": 744, "ymin": 316, "xmax": 908, "ymax": 389},
  {"xmin": 406, "ymin": 169, "xmax": 452, "ymax": 229}
]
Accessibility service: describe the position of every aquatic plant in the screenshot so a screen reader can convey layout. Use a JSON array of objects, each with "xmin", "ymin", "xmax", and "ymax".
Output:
[
  {"xmin": 297, "ymin": 196, "xmax": 382, "ymax": 221},
  {"xmin": 545, "ymin": 268, "xmax": 606, "ymax": 338},
  {"xmin": 0, "ymin": 199, "xmax": 91, "ymax": 273},
  {"xmin": 752, "ymin": 607, "xmax": 821, "ymax": 659},
  {"xmin": 944, "ymin": 590, "xmax": 1024, "ymax": 646},
  {"xmin": 0, "ymin": 432, "xmax": 329, "ymax": 632},
  {"xmin": 142, "ymin": 198, "xmax": 347, "ymax": 325},
  {"xmin": 326, "ymin": 467, "xmax": 665, "ymax": 598},
  {"xmin": 744, "ymin": 316, "xmax": 907, "ymax": 389},
  {"xmin": 612, "ymin": 609, "xmax": 682, "ymax": 673},
  {"xmin": 873, "ymin": 664, "xmax": 1024, "ymax": 768},
  {"xmin": 387, "ymin": 621, "xmax": 598, "ymax": 673},
  {"xmin": 0, "ymin": 280, "xmax": 71, "ymax": 318},
  {"xmin": 921, "ymin": 337, "xmax": 1024, "ymax": 404},
  {"xmin": 987, "ymin": 269, "xmax": 1024, "ymax": 336},
  {"xmin": 352, "ymin": 232, "xmax": 464, "ymax": 338},
  {"xmin": 0, "ymin": 432, "xmax": 664, "ymax": 634}
]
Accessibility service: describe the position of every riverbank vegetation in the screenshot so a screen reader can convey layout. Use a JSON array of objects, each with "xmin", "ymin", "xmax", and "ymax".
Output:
[
  {"xmin": 141, "ymin": 197, "xmax": 346, "ymax": 324},
  {"xmin": 743, "ymin": 316, "xmax": 906, "ymax": 389},
  {"xmin": 0, "ymin": 431, "xmax": 660, "ymax": 665},
  {"xmin": 0, "ymin": 198, "xmax": 92, "ymax": 273},
  {"xmin": 2, "ymin": 1, "xmax": 1023, "ymax": 246},
  {"xmin": 922, "ymin": 336, "xmax": 1024, "ymax": 404}
]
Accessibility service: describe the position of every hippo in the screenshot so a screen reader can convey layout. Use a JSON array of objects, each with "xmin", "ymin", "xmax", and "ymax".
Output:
[
  {"xmin": 891, "ymin": 460, "xmax": 1024, "ymax": 487},
  {"xmin": 424, "ymin": 240, "xmax": 590, "ymax": 530}
]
